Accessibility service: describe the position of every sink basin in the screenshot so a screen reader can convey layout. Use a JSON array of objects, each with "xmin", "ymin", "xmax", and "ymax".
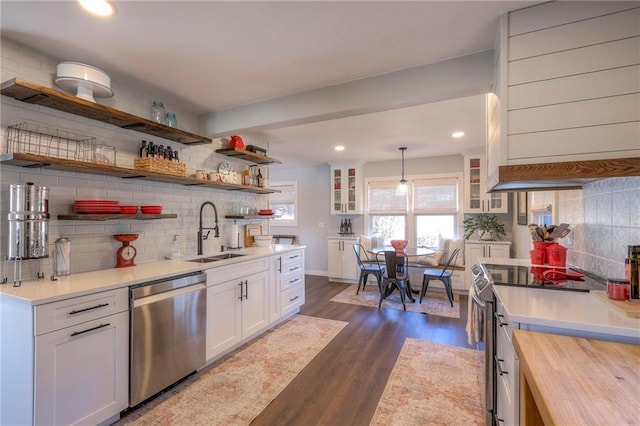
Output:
[{"xmin": 187, "ymin": 253, "xmax": 246, "ymax": 263}]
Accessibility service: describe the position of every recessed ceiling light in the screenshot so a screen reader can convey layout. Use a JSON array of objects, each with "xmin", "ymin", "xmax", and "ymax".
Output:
[
  {"xmin": 78, "ymin": 0, "xmax": 116, "ymax": 17},
  {"xmin": 452, "ymin": 131, "xmax": 465, "ymax": 138},
  {"xmin": 334, "ymin": 145, "xmax": 345, "ymax": 152}
]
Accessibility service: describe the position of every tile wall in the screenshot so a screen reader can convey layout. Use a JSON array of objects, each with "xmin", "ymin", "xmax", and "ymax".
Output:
[
  {"xmin": 558, "ymin": 177, "xmax": 640, "ymax": 279},
  {"xmin": 0, "ymin": 38, "xmax": 271, "ymax": 281}
]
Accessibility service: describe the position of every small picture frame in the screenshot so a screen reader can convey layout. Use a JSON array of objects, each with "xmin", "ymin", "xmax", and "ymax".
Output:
[{"xmin": 517, "ymin": 192, "xmax": 528, "ymax": 225}]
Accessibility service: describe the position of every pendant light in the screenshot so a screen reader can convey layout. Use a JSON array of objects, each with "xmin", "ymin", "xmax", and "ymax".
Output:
[{"xmin": 396, "ymin": 146, "xmax": 408, "ymax": 195}]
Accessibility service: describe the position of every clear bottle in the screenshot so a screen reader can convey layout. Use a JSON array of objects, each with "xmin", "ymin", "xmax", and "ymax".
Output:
[
  {"xmin": 164, "ymin": 112, "xmax": 177, "ymax": 128},
  {"xmin": 150, "ymin": 101, "xmax": 165, "ymax": 123}
]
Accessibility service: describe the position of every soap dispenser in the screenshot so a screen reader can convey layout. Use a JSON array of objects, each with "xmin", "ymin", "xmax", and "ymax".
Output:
[{"xmin": 170, "ymin": 234, "xmax": 181, "ymax": 259}]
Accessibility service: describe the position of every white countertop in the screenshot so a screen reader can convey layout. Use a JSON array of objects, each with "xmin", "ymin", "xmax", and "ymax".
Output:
[
  {"xmin": 0, "ymin": 245, "xmax": 304, "ymax": 306},
  {"xmin": 481, "ymin": 258, "xmax": 640, "ymax": 341}
]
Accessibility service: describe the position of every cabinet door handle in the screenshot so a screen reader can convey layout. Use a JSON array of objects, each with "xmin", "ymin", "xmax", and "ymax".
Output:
[
  {"xmin": 244, "ymin": 280, "xmax": 248, "ymax": 300},
  {"xmin": 278, "ymin": 256, "xmax": 282, "ymax": 273},
  {"xmin": 488, "ymin": 246, "xmax": 491, "ymax": 257},
  {"xmin": 494, "ymin": 355, "xmax": 508, "ymax": 376},
  {"xmin": 238, "ymin": 281, "xmax": 244, "ymax": 301},
  {"xmin": 69, "ymin": 303, "xmax": 109, "ymax": 315},
  {"xmin": 70, "ymin": 323, "xmax": 110, "ymax": 337},
  {"xmin": 496, "ymin": 417, "xmax": 505, "ymax": 424},
  {"xmin": 495, "ymin": 313, "xmax": 508, "ymax": 327},
  {"xmin": 289, "ymin": 295, "xmax": 300, "ymax": 302}
]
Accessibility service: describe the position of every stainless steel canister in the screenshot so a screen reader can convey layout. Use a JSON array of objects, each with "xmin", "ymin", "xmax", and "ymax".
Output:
[
  {"xmin": 54, "ymin": 237, "xmax": 71, "ymax": 276},
  {"xmin": 7, "ymin": 182, "xmax": 50, "ymax": 260}
]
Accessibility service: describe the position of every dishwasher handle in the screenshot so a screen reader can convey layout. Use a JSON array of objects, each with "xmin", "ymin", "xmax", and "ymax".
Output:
[
  {"xmin": 131, "ymin": 271, "xmax": 206, "ymax": 300},
  {"xmin": 133, "ymin": 282, "xmax": 205, "ymax": 308}
]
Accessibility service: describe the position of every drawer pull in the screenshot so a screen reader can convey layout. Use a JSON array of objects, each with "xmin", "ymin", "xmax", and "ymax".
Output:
[
  {"xmin": 288, "ymin": 255, "xmax": 300, "ymax": 259},
  {"xmin": 495, "ymin": 313, "xmax": 508, "ymax": 327},
  {"xmin": 69, "ymin": 303, "xmax": 109, "ymax": 315},
  {"xmin": 289, "ymin": 295, "xmax": 300, "ymax": 302},
  {"xmin": 289, "ymin": 266, "xmax": 300, "ymax": 272},
  {"xmin": 289, "ymin": 278, "xmax": 300, "ymax": 284},
  {"xmin": 70, "ymin": 323, "xmax": 110, "ymax": 337},
  {"xmin": 494, "ymin": 356, "xmax": 508, "ymax": 376}
]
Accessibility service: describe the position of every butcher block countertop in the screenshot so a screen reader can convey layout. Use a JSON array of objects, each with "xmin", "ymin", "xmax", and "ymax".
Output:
[{"xmin": 513, "ymin": 330, "xmax": 640, "ymax": 426}]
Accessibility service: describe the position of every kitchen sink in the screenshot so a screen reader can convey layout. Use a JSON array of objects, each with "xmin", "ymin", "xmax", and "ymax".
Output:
[{"xmin": 187, "ymin": 253, "xmax": 246, "ymax": 263}]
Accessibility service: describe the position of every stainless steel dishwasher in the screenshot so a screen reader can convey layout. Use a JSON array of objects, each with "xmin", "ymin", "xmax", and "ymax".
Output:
[{"xmin": 129, "ymin": 271, "xmax": 206, "ymax": 406}]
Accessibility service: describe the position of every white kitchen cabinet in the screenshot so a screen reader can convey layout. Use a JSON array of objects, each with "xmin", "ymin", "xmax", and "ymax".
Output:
[
  {"xmin": 205, "ymin": 258, "xmax": 269, "ymax": 361},
  {"xmin": 270, "ymin": 250, "xmax": 305, "ymax": 322},
  {"xmin": 486, "ymin": 3, "xmax": 639, "ymax": 189},
  {"xmin": 35, "ymin": 311, "xmax": 129, "ymax": 425},
  {"xmin": 464, "ymin": 153, "xmax": 507, "ymax": 213},
  {"xmin": 328, "ymin": 236, "xmax": 359, "ymax": 282},
  {"xmin": 495, "ymin": 298, "xmax": 519, "ymax": 426},
  {"xmin": 330, "ymin": 161, "xmax": 364, "ymax": 214},
  {"xmin": 0, "ymin": 288, "xmax": 129, "ymax": 426},
  {"xmin": 465, "ymin": 241, "xmax": 511, "ymax": 288}
]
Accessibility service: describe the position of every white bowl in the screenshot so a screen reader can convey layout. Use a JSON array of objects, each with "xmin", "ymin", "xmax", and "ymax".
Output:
[{"xmin": 253, "ymin": 235, "xmax": 272, "ymax": 247}]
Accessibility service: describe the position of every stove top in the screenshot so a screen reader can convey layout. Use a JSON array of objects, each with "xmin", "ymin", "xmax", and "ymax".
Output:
[{"xmin": 482, "ymin": 264, "xmax": 607, "ymax": 292}]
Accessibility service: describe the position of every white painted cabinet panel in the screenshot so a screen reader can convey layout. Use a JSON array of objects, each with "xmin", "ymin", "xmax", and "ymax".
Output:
[
  {"xmin": 206, "ymin": 278, "xmax": 242, "ymax": 361},
  {"xmin": 465, "ymin": 241, "xmax": 511, "ymax": 288},
  {"xmin": 463, "ymin": 154, "xmax": 508, "ymax": 213},
  {"xmin": 328, "ymin": 237, "xmax": 359, "ymax": 281},
  {"xmin": 330, "ymin": 162, "xmax": 364, "ymax": 214},
  {"xmin": 241, "ymin": 270, "xmax": 269, "ymax": 338},
  {"xmin": 35, "ymin": 311, "xmax": 128, "ymax": 426}
]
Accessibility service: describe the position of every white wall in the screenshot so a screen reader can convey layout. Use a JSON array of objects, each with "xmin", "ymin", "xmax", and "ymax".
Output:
[
  {"xmin": 0, "ymin": 38, "xmax": 270, "ymax": 280},
  {"xmin": 511, "ymin": 177, "xmax": 640, "ymax": 279}
]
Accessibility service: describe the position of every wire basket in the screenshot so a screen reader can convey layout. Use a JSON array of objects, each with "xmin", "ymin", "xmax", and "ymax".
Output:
[{"xmin": 5, "ymin": 122, "xmax": 96, "ymax": 162}]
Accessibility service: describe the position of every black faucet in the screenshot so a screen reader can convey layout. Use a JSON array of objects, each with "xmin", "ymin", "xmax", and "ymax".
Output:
[{"xmin": 197, "ymin": 201, "xmax": 219, "ymax": 255}]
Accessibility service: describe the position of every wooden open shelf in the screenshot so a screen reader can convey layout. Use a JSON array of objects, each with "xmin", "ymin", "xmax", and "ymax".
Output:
[
  {"xmin": 225, "ymin": 214, "xmax": 279, "ymax": 220},
  {"xmin": 216, "ymin": 148, "xmax": 281, "ymax": 164},
  {"xmin": 58, "ymin": 213, "xmax": 177, "ymax": 221},
  {"xmin": 0, "ymin": 153, "xmax": 280, "ymax": 194},
  {"xmin": 1, "ymin": 78, "xmax": 211, "ymax": 145}
]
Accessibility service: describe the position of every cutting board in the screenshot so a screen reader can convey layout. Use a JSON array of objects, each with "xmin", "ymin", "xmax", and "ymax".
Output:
[
  {"xmin": 591, "ymin": 291, "xmax": 640, "ymax": 318},
  {"xmin": 244, "ymin": 224, "xmax": 262, "ymax": 247}
]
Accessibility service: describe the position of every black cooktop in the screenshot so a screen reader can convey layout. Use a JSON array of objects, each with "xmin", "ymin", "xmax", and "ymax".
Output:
[{"xmin": 482, "ymin": 264, "xmax": 607, "ymax": 292}]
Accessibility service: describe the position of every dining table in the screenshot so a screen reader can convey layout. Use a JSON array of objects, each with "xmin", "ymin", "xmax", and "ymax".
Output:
[{"xmin": 370, "ymin": 246, "xmax": 436, "ymax": 302}]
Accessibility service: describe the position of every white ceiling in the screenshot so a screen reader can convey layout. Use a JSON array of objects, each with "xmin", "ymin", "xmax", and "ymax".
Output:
[{"xmin": 1, "ymin": 1, "xmax": 538, "ymax": 168}]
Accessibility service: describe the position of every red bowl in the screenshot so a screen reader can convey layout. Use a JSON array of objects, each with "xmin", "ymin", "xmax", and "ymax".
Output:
[
  {"xmin": 390, "ymin": 240, "xmax": 408, "ymax": 251},
  {"xmin": 120, "ymin": 206, "xmax": 138, "ymax": 214},
  {"xmin": 141, "ymin": 205, "xmax": 163, "ymax": 214}
]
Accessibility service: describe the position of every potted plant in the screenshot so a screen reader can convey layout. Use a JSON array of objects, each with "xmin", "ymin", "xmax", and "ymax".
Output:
[{"xmin": 463, "ymin": 213, "xmax": 506, "ymax": 241}]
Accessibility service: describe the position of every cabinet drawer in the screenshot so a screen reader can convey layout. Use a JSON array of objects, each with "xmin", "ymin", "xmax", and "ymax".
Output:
[
  {"xmin": 206, "ymin": 257, "xmax": 269, "ymax": 286},
  {"xmin": 281, "ymin": 270, "xmax": 304, "ymax": 292},
  {"xmin": 496, "ymin": 324, "xmax": 517, "ymax": 403},
  {"xmin": 495, "ymin": 300, "xmax": 513, "ymax": 339},
  {"xmin": 281, "ymin": 283, "xmax": 304, "ymax": 316},
  {"xmin": 281, "ymin": 250, "xmax": 304, "ymax": 268},
  {"xmin": 281, "ymin": 258, "xmax": 304, "ymax": 277},
  {"xmin": 35, "ymin": 288, "xmax": 128, "ymax": 335}
]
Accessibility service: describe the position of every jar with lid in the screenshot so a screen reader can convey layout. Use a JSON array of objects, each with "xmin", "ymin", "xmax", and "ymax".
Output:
[
  {"xmin": 607, "ymin": 278, "xmax": 630, "ymax": 300},
  {"xmin": 150, "ymin": 101, "xmax": 165, "ymax": 123},
  {"xmin": 164, "ymin": 112, "xmax": 177, "ymax": 128}
]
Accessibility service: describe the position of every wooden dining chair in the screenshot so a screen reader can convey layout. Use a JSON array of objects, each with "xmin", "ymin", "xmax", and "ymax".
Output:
[
  {"xmin": 376, "ymin": 250, "xmax": 409, "ymax": 311},
  {"xmin": 419, "ymin": 248, "xmax": 460, "ymax": 307},
  {"xmin": 353, "ymin": 244, "xmax": 385, "ymax": 294}
]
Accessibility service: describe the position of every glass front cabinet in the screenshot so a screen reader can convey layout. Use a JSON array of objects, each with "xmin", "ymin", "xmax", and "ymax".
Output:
[
  {"xmin": 330, "ymin": 162, "xmax": 363, "ymax": 215},
  {"xmin": 464, "ymin": 153, "xmax": 508, "ymax": 213}
]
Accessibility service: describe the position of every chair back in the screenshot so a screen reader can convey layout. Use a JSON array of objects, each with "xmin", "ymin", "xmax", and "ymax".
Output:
[
  {"xmin": 439, "ymin": 248, "xmax": 460, "ymax": 276},
  {"xmin": 353, "ymin": 244, "xmax": 367, "ymax": 269},
  {"xmin": 376, "ymin": 250, "xmax": 405, "ymax": 279}
]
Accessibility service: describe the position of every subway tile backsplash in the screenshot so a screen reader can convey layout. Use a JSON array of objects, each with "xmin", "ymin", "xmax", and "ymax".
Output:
[
  {"xmin": 1, "ymin": 38, "xmax": 271, "ymax": 282},
  {"xmin": 558, "ymin": 177, "xmax": 640, "ymax": 280}
]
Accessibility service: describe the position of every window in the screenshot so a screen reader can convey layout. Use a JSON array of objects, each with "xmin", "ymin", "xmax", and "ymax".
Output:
[
  {"xmin": 269, "ymin": 181, "xmax": 298, "ymax": 226},
  {"xmin": 365, "ymin": 174, "xmax": 461, "ymax": 247}
]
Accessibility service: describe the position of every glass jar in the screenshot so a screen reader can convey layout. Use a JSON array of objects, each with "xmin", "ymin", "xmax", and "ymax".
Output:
[
  {"xmin": 164, "ymin": 112, "xmax": 177, "ymax": 128},
  {"xmin": 150, "ymin": 101, "xmax": 165, "ymax": 123}
]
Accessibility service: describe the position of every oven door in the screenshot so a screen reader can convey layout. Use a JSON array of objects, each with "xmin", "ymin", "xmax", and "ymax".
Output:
[{"xmin": 471, "ymin": 285, "xmax": 495, "ymax": 426}]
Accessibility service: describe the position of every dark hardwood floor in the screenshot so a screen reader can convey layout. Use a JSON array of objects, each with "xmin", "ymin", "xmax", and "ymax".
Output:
[{"xmin": 251, "ymin": 275, "xmax": 476, "ymax": 426}]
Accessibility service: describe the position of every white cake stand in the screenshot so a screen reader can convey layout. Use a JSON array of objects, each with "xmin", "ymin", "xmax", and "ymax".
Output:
[{"xmin": 55, "ymin": 62, "xmax": 113, "ymax": 102}]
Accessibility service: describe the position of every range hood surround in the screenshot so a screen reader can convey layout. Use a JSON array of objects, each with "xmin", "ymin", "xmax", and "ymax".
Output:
[{"xmin": 487, "ymin": 157, "xmax": 640, "ymax": 192}]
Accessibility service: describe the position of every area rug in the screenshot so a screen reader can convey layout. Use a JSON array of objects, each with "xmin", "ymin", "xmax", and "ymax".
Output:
[
  {"xmin": 370, "ymin": 338, "xmax": 484, "ymax": 425},
  {"xmin": 117, "ymin": 315, "xmax": 348, "ymax": 426},
  {"xmin": 330, "ymin": 284, "xmax": 460, "ymax": 318}
]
